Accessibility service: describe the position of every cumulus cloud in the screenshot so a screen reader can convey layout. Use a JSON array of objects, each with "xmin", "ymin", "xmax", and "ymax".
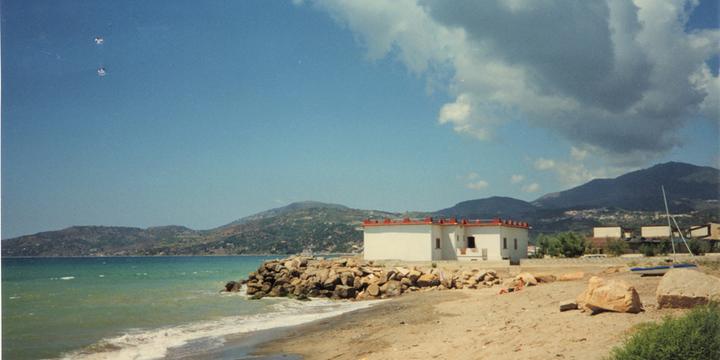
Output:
[
  {"xmin": 466, "ymin": 180, "xmax": 489, "ymax": 190},
  {"xmin": 534, "ymin": 158, "xmax": 556, "ymax": 171},
  {"xmin": 465, "ymin": 180, "xmax": 488, "ymax": 190},
  {"xmin": 303, "ymin": 0, "xmax": 719, "ymax": 165},
  {"xmin": 521, "ymin": 183, "xmax": 540, "ymax": 193},
  {"xmin": 510, "ymin": 174, "xmax": 525, "ymax": 184}
]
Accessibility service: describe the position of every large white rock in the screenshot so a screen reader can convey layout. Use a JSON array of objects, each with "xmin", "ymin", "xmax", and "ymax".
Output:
[
  {"xmin": 576, "ymin": 276, "xmax": 643, "ymax": 314},
  {"xmin": 656, "ymin": 268, "xmax": 720, "ymax": 309}
]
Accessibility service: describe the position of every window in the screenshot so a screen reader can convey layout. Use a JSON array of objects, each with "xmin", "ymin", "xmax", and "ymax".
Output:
[
  {"xmin": 467, "ymin": 236, "xmax": 476, "ymax": 248},
  {"xmin": 435, "ymin": 238, "xmax": 441, "ymax": 249},
  {"xmin": 503, "ymin": 237, "xmax": 507, "ymax": 249},
  {"xmin": 514, "ymin": 238, "xmax": 518, "ymax": 250}
]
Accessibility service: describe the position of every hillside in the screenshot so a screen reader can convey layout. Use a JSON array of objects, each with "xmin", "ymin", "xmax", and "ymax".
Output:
[
  {"xmin": 534, "ymin": 162, "xmax": 720, "ymax": 211},
  {"xmin": 2, "ymin": 161, "xmax": 718, "ymax": 256},
  {"xmin": 1, "ymin": 202, "xmax": 397, "ymax": 257}
]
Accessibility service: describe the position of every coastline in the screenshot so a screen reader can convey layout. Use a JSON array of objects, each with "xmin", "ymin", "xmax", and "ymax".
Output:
[{"xmin": 251, "ymin": 265, "xmax": 686, "ymax": 360}]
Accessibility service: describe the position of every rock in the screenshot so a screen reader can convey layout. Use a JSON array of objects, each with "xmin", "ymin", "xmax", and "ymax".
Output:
[
  {"xmin": 380, "ymin": 280, "xmax": 402, "ymax": 297},
  {"xmin": 558, "ymin": 272, "xmax": 585, "ymax": 281},
  {"xmin": 224, "ymin": 281, "xmax": 241, "ymax": 292},
  {"xmin": 576, "ymin": 276, "xmax": 642, "ymax": 314},
  {"xmin": 367, "ymin": 283, "xmax": 381, "ymax": 297},
  {"xmin": 534, "ymin": 274, "xmax": 557, "ymax": 283},
  {"xmin": 395, "ymin": 267, "xmax": 411, "ymax": 277},
  {"xmin": 516, "ymin": 273, "xmax": 537, "ymax": 286},
  {"xmin": 407, "ymin": 270, "xmax": 422, "ymax": 283},
  {"xmin": 559, "ymin": 300, "xmax": 578, "ymax": 312},
  {"xmin": 333, "ymin": 285, "xmax": 356, "ymax": 299},
  {"xmin": 417, "ymin": 274, "xmax": 440, "ymax": 287},
  {"xmin": 261, "ymin": 282, "xmax": 272, "ymax": 293},
  {"xmin": 656, "ymin": 268, "xmax": 720, "ymax": 309}
]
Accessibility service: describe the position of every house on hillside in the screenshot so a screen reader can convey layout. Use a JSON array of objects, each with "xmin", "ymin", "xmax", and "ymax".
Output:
[
  {"xmin": 689, "ymin": 223, "xmax": 720, "ymax": 241},
  {"xmin": 588, "ymin": 226, "xmax": 633, "ymax": 252},
  {"xmin": 362, "ymin": 217, "xmax": 529, "ymax": 263}
]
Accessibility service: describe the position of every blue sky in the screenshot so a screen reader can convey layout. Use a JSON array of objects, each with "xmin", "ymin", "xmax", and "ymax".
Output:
[{"xmin": 2, "ymin": 0, "xmax": 718, "ymax": 238}]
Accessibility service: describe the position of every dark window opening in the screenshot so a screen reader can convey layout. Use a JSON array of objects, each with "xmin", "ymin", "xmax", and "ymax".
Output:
[
  {"xmin": 435, "ymin": 238, "xmax": 441, "ymax": 249},
  {"xmin": 503, "ymin": 237, "xmax": 507, "ymax": 249},
  {"xmin": 514, "ymin": 238, "xmax": 518, "ymax": 250},
  {"xmin": 467, "ymin": 236, "xmax": 476, "ymax": 248}
]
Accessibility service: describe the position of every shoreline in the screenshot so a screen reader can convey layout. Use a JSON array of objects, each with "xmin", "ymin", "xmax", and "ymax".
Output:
[{"xmin": 250, "ymin": 264, "xmax": 692, "ymax": 360}]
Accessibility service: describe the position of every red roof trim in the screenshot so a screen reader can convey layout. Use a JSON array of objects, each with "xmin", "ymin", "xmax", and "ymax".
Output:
[{"xmin": 362, "ymin": 217, "xmax": 529, "ymax": 229}]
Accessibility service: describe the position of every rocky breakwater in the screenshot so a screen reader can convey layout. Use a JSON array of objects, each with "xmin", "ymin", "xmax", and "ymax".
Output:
[{"xmin": 240, "ymin": 256, "xmax": 501, "ymax": 300}]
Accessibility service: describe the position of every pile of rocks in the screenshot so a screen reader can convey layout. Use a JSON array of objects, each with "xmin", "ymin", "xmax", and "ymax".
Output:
[{"xmin": 236, "ymin": 256, "xmax": 501, "ymax": 300}]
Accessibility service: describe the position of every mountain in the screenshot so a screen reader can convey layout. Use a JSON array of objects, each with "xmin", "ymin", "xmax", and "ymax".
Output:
[
  {"xmin": 1, "ymin": 202, "xmax": 397, "ymax": 257},
  {"xmin": 534, "ymin": 162, "xmax": 720, "ymax": 211},
  {"xmin": 435, "ymin": 196, "xmax": 538, "ymax": 219},
  {"xmin": 3, "ymin": 162, "xmax": 718, "ymax": 257}
]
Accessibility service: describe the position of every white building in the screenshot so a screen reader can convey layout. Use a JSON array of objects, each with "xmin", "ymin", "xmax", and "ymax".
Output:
[
  {"xmin": 593, "ymin": 226, "xmax": 622, "ymax": 239},
  {"xmin": 362, "ymin": 218, "xmax": 529, "ymax": 262},
  {"xmin": 641, "ymin": 225, "xmax": 671, "ymax": 239}
]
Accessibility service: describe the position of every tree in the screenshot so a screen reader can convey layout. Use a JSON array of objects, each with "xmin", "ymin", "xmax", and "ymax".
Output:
[
  {"xmin": 536, "ymin": 232, "xmax": 586, "ymax": 258},
  {"xmin": 557, "ymin": 232, "xmax": 587, "ymax": 257},
  {"xmin": 607, "ymin": 238, "xmax": 629, "ymax": 256},
  {"xmin": 640, "ymin": 244, "xmax": 656, "ymax": 257}
]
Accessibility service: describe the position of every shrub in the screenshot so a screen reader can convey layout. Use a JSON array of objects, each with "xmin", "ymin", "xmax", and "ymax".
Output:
[
  {"xmin": 640, "ymin": 244, "xmax": 656, "ymax": 257},
  {"xmin": 606, "ymin": 239, "xmax": 629, "ymax": 256},
  {"xmin": 610, "ymin": 303, "xmax": 720, "ymax": 360},
  {"xmin": 536, "ymin": 232, "xmax": 586, "ymax": 258},
  {"xmin": 687, "ymin": 239, "xmax": 712, "ymax": 255}
]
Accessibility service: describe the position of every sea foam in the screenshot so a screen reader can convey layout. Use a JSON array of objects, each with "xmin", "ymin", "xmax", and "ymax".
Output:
[{"xmin": 61, "ymin": 298, "xmax": 379, "ymax": 360}]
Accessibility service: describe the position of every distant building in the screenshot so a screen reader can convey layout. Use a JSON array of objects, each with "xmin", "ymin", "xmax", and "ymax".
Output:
[
  {"xmin": 593, "ymin": 226, "xmax": 622, "ymax": 239},
  {"xmin": 641, "ymin": 225, "xmax": 671, "ymax": 239},
  {"xmin": 689, "ymin": 223, "xmax": 720, "ymax": 241},
  {"xmin": 362, "ymin": 218, "xmax": 529, "ymax": 262}
]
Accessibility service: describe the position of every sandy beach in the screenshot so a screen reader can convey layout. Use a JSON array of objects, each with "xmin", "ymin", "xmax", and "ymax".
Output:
[{"xmin": 254, "ymin": 264, "xmax": 700, "ymax": 360}]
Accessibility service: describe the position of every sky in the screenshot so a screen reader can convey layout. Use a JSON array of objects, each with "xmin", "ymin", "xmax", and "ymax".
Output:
[{"xmin": 2, "ymin": 0, "xmax": 718, "ymax": 238}]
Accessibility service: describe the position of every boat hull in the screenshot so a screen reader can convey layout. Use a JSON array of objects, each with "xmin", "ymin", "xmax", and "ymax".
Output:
[{"xmin": 630, "ymin": 263, "xmax": 698, "ymax": 276}]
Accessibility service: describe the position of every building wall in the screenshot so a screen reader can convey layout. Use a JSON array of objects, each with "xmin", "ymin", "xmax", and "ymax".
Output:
[
  {"xmin": 641, "ymin": 226, "xmax": 670, "ymax": 238},
  {"xmin": 363, "ymin": 223, "xmax": 529, "ymax": 262},
  {"xmin": 593, "ymin": 227, "xmax": 622, "ymax": 239},
  {"xmin": 363, "ymin": 225, "xmax": 432, "ymax": 261},
  {"xmin": 436, "ymin": 225, "xmax": 458, "ymax": 260},
  {"xmin": 499, "ymin": 226, "xmax": 529, "ymax": 262},
  {"xmin": 464, "ymin": 227, "xmax": 503, "ymax": 261}
]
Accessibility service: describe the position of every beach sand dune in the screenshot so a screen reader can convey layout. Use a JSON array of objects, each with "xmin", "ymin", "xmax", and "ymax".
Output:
[{"xmin": 257, "ymin": 267, "xmax": 686, "ymax": 360}]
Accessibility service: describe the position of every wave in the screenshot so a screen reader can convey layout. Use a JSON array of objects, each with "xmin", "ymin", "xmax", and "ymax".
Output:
[
  {"xmin": 60, "ymin": 298, "xmax": 380, "ymax": 360},
  {"xmin": 60, "ymin": 276, "xmax": 75, "ymax": 280}
]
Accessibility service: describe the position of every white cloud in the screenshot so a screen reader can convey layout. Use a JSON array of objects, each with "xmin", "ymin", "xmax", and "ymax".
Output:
[
  {"xmin": 510, "ymin": 174, "xmax": 525, "ymax": 184},
  {"xmin": 534, "ymin": 158, "xmax": 556, "ymax": 171},
  {"xmin": 303, "ymin": 0, "xmax": 719, "ymax": 166},
  {"xmin": 465, "ymin": 180, "xmax": 489, "ymax": 190},
  {"xmin": 570, "ymin": 146, "xmax": 589, "ymax": 161},
  {"xmin": 521, "ymin": 183, "xmax": 540, "ymax": 193}
]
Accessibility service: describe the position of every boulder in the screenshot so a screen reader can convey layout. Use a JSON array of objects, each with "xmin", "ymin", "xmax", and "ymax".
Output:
[
  {"xmin": 656, "ymin": 268, "xmax": 720, "ymax": 309},
  {"xmin": 367, "ymin": 283, "xmax": 381, "ymax": 297},
  {"xmin": 407, "ymin": 270, "xmax": 422, "ymax": 283},
  {"xmin": 417, "ymin": 274, "xmax": 440, "ymax": 287},
  {"xmin": 333, "ymin": 285, "xmax": 356, "ymax": 299},
  {"xmin": 576, "ymin": 276, "xmax": 642, "ymax": 314},
  {"xmin": 516, "ymin": 273, "xmax": 537, "ymax": 286},
  {"xmin": 224, "ymin": 281, "xmax": 241, "ymax": 292},
  {"xmin": 558, "ymin": 272, "xmax": 585, "ymax": 281},
  {"xmin": 534, "ymin": 274, "xmax": 557, "ymax": 283},
  {"xmin": 380, "ymin": 280, "xmax": 402, "ymax": 297}
]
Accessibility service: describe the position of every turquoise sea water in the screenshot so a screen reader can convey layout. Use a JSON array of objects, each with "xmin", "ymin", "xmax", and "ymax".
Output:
[{"xmin": 2, "ymin": 256, "xmax": 282, "ymax": 359}]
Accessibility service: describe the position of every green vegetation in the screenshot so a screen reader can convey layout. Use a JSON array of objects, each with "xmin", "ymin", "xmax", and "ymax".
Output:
[
  {"xmin": 606, "ymin": 238, "xmax": 629, "ymax": 256},
  {"xmin": 610, "ymin": 303, "xmax": 720, "ymax": 360},
  {"xmin": 640, "ymin": 244, "xmax": 656, "ymax": 257},
  {"xmin": 687, "ymin": 239, "xmax": 712, "ymax": 255},
  {"xmin": 536, "ymin": 232, "xmax": 586, "ymax": 258}
]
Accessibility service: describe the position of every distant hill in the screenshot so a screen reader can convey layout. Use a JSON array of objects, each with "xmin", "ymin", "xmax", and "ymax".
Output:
[
  {"xmin": 533, "ymin": 162, "xmax": 720, "ymax": 211},
  {"xmin": 1, "ymin": 202, "xmax": 397, "ymax": 257},
  {"xmin": 2, "ymin": 161, "xmax": 718, "ymax": 256},
  {"xmin": 435, "ymin": 196, "xmax": 538, "ymax": 219}
]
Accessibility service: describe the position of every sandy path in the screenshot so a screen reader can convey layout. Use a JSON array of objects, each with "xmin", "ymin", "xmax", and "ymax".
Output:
[{"xmin": 257, "ymin": 267, "xmax": 689, "ymax": 360}]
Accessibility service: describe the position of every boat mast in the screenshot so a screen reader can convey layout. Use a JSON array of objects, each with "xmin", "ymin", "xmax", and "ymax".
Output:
[{"xmin": 661, "ymin": 185, "xmax": 677, "ymax": 262}]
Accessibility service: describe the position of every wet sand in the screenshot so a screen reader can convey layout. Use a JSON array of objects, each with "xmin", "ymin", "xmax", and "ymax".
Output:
[{"xmin": 254, "ymin": 265, "xmax": 692, "ymax": 360}]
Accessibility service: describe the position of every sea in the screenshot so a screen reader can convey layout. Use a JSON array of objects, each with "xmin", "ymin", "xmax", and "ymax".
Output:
[{"xmin": 2, "ymin": 256, "xmax": 375, "ymax": 360}]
